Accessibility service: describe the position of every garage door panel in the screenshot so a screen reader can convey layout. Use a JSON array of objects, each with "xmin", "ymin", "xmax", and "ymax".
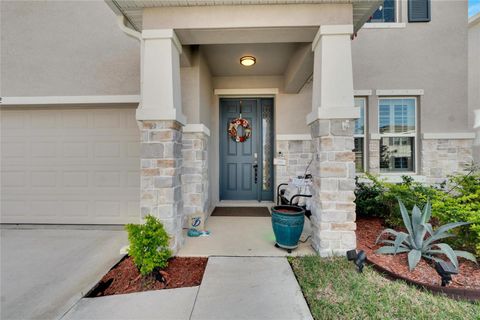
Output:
[{"xmin": 1, "ymin": 108, "xmax": 140, "ymax": 224}]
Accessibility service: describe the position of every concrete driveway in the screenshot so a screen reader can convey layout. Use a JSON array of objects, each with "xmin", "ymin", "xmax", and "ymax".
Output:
[{"xmin": 0, "ymin": 227, "xmax": 127, "ymax": 320}]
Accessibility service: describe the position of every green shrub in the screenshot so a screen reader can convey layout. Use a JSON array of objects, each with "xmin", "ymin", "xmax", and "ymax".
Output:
[
  {"xmin": 354, "ymin": 176, "xmax": 388, "ymax": 218},
  {"xmin": 355, "ymin": 173, "xmax": 437, "ymax": 226},
  {"xmin": 355, "ymin": 167, "xmax": 480, "ymax": 257},
  {"xmin": 125, "ymin": 215, "xmax": 172, "ymax": 276},
  {"xmin": 431, "ymin": 170, "xmax": 480, "ymax": 256}
]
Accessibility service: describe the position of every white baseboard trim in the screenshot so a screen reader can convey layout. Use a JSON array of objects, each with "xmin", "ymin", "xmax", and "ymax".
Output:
[
  {"xmin": 422, "ymin": 132, "xmax": 475, "ymax": 140},
  {"xmin": 354, "ymin": 90, "xmax": 373, "ymax": 96},
  {"xmin": 276, "ymin": 134, "xmax": 312, "ymax": 141},
  {"xmin": 214, "ymin": 88, "xmax": 278, "ymax": 96},
  {"xmin": 184, "ymin": 124, "xmax": 211, "ymax": 136},
  {"xmin": 376, "ymin": 89, "xmax": 424, "ymax": 96},
  {"xmin": 1, "ymin": 95, "xmax": 140, "ymax": 106}
]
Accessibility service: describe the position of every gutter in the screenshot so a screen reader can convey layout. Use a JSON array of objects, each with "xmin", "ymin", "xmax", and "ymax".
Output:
[{"xmin": 117, "ymin": 15, "xmax": 141, "ymax": 41}]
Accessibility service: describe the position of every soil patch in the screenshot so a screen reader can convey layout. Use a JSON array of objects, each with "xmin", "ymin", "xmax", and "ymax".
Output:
[
  {"xmin": 356, "ymin": 217, "xmax": 480, "ymax": 290},
  {"xmin": 88, "ymin": 256, "xmax": 208, "ymax": 297}
]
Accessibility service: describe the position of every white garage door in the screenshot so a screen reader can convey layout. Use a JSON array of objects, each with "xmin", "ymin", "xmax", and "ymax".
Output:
[{"xmin": 1, "ymin": 108, "xmax": 140, "ymax": 224}]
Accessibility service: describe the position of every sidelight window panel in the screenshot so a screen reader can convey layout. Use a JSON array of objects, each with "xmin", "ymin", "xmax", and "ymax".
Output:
[{"xmin": 354, "ymin": 97, "xmax": 366, "ymax": 172}]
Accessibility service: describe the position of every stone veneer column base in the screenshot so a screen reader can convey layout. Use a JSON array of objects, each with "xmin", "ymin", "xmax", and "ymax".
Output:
[
  {"xmin": 182, "ymin": 131, "xmax": 209, "ymax": 225},
  {"xmin": 138, "ymin": 120, "xmax": 184, "ymax": 253},
  {"xmin": 309, "ymin": 119, "xmax": 357, "ymax": 257}
]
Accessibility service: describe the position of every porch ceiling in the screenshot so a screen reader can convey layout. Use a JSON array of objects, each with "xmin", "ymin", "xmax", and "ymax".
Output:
[
  {"xmin": 106, "ymin": 0, "xmax": 382, "ymax": 33},
  {"xmin": 202, "ymin": 43, "xmax": 300, "ymax": 77}
]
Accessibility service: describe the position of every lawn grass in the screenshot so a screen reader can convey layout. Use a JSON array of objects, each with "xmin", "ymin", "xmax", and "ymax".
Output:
[{"xmin": 289, "ymin": 256, "xmax": 480, "ymax": 320}]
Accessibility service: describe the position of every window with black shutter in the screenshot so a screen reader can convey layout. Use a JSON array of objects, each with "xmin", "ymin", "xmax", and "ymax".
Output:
[{"xmin": 409, "ymin": 0, "xmax": 431, "ymax": 22}]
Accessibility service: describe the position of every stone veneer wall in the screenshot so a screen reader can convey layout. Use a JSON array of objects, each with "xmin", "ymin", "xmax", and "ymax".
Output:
[
  {"xmin": 309, "ymin": 119, "xmax": 357, "ymax": 257},
  {"xmin": 421, "ymin": 138, "xmax": 474, "ymax": 184},
  {"xmin": 368, "ymin": 139, "xmax": 380, "ymax": 174},
  {"xmin": 138, "ymin": 120, "xmax": 184, "ymax": 253},
  {"xmin": 182, "ymin": 131, "xmax": 209, "ymax": 221},
  {"xmin": 275, "ymin": 140, "xmax": 314, "ymax": 184}
]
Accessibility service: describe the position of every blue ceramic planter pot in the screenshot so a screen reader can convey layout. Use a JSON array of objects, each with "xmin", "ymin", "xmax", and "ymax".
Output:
[{"xmin": 271, "ymin": 205, "xmax": 305, "ymax": 251}]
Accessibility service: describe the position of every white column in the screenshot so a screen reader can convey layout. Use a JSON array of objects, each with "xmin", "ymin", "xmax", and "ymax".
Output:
[
  {"xmin": 136, "ymin": 29, "xmax": 186, "ymax": 253},
  {"xmin": 136, "ymin": 29, "xmax": 186, "ymax": 124},
  {"xmin": 307, "ymin": 25, "xmax": 358, "ymax": 257},
  {"xmin": 307, "ymin": 25, "xmax": 359, "ymax": 124}
]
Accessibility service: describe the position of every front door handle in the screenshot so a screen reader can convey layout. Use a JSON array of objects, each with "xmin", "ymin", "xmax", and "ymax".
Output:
[{"xmin": 253, "ymin": 164, "xmax": 258, "ymax": 184}]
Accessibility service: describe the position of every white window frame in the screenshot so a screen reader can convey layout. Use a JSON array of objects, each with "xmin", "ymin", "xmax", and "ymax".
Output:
[
  {"xmin": 377, "ymin": 97, "xmax": 418, "ymax": 175},
  {"xmin": 354, "ymin": 97, "xmax": 368, "ymax": 173},
  {"xmin": 363, "ymin": 0, "xmax": 406, "ymax": 29}
]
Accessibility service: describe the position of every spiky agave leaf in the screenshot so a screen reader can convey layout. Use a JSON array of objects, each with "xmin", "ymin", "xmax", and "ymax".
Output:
[
  {"xmin": 432, "ymin": 243, "xmax": 459, "ymax": 269},
  {"xmin": 399, "ymin": 200, "xmax": 414, "ymax": 241},
  {"xmin": 393, "ymin": 232, "xmax": 409, "ymax": 254},
  {"xmin": 433, "ymin": 222, "xmax": 470, "ymax": 236},
  {"xmin": 408, "ymin": 249, "xmax": 422, "ymax": 271},
  {"xmin": 421, "ymin": 201, "xmax": 431, "ymax": 225},
  {"xmin": 378, "ymin": 239, "xmax": 409, "ymax": 250},
  {"xmin": 453, "ymin": 250, "xmax": 477, "ymax": 264},
  {"xmin": 423, "ymin": 232, "xmax": 456, "ymax": 248},
  {"xmin": 375, "ymin": 246, "xmax": 410, "ymax": 254},
  {"xmin": 375, "ymin": 228, "xmax": 402, "ymax": 244}
]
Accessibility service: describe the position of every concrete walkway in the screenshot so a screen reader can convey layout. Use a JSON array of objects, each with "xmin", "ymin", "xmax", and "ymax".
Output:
[
  {"xmin": 0, "ymin": 228, "xmax": 127, "ymax": 320},
  {"xmin": 190, "ymin": 257, "xmax": 313, "ymax": 320},
  {"xmin": 63, "ymin": 257, "xmax": 313, "ymax": 320},
  {"xmin": 178, "ymin": 216, "xmax": 315, "ymax": 257}
]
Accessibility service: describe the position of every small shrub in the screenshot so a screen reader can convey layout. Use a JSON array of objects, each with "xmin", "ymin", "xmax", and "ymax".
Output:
[
  {"xmin": 355, "ymin": 173, "xmax": 437, "ymax": 226},
  {"xmin": 376, "ymin": 200, "xmax": 477, "ymax": 271},
  {"xmin": 125, "ymin": 215, "xmax": 172, "ymax": 276},
  {"xmin": 431, "ymin": 168, "xmax": 480, "ymax": 256},
  {"xmin": 354, "ymin": 176, "xmax": 388, "ymax": 218}
]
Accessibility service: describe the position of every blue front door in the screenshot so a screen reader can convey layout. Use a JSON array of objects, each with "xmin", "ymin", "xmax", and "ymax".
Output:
[{"xmin": 220, "ymin": 98, "xmax": 274, "ymax": 201}]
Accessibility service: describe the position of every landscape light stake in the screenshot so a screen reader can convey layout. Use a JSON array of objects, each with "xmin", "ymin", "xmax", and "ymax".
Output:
[
  {"xmin": 346, "ymin": 249, "xmax": 367, "ymax": 273},
  {"xmin": 434, "ymin": 261, "xmax": 458, "ymax": 287}
]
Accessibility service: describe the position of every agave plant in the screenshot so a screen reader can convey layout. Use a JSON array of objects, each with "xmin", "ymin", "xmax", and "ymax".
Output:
[{"xmin": 375, "ymin": 199, "xmax": 477, "ymax": 271}]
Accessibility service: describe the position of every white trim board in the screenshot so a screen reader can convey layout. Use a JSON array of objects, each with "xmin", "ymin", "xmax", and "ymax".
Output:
[
  {"xmin": 362, "ymin": 23, "xmax": 406, "ymax": 29},
  {"xmin": 1, "ymin": 95, "xmax": 140, "ymax": 106},
  {"xmin": 422, "ymin": 133, "xmax": 475, "ymax": 140},
  {"xmin": 184, "ymin": 124, "xmax": 211, "ymax": 136},
  {"xmin": 376, "ymin": 89, "xmax": 424, "ymax": 96},
  {"xmin": 276, "ymin": 134, "xmax": 312, "ymax": 141},
  {"xmin": 354, "ymin": 90, "xmax": 372, "ymax": 96},
  {"xmin": 214, "ymin": 88, "xmax": 278, "ymax": 96}
]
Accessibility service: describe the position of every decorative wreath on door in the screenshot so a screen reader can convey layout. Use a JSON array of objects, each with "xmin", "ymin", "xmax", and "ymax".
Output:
[{"xmin": 228, "ymin": 118, "xmax": 252, "ymax": 143}]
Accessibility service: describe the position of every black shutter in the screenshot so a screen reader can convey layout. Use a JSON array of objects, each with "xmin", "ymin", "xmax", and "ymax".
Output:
[{"xmin": 408, "ymin": 0, "xmax": 431, "ymax": 22}]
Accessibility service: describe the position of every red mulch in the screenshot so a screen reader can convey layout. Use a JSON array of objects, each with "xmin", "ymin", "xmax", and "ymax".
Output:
[
  {"xmin": 356, "ymin": 217, "xmax": 480, "ymax": 289},
  {"xmin": 88, "ymin": 256, "xmax": 208, "ymax": 297}
]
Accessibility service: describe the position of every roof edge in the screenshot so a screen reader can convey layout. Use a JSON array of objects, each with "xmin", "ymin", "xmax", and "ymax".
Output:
[{"xmin": 469, "ymin": 12, "xmax": 480, "ymax": 27}]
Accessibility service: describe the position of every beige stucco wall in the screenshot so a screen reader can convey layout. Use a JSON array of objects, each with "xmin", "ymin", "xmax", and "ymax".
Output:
[
  {"xmin": 142, "ymin": 4, "xmax": 352, "ymax": 30},
  {"xmin": 181, "ymin": 49, "xmax": 213, "ymax": 127},
  {"xmin": 353, "ymin": 0, "xmax": 469, "ymax": 133},
  {"xmin": 0, "ymin": 0, "xmax": 140, "ymax": 96},
  {"xmin": 469, "ymin": 15, "xmax": 480, "ymax": 162}
]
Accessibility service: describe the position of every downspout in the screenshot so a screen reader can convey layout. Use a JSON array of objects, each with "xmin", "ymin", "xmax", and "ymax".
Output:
[
  {"xmin": 117, "ymin": 15, "xmax": 143, "ymax": 110},
  {"xmin": 117, "ymin": 15, "xmax": 141, "ymax": 41}
]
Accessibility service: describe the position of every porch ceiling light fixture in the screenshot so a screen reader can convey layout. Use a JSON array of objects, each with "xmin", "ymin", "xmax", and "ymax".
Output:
[{"xmin": 240, "ymin": 56, "xmax": 256, "ymax": 67}]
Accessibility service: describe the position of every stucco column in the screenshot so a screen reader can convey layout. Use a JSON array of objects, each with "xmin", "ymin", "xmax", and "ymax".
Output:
[
  {"xmin": 307, "ymin": 25, "xmax": 359, "ymax": 257},
  {"xmin": 137, "ymin": 29, "xmax": 186, "ymax": 253}
]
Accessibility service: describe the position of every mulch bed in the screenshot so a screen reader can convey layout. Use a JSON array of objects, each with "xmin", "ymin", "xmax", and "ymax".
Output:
[
  {"xmin": 356, "ymin": 217, "xmax": 480, "ymax": 290},
  {"xmin": 88, "ymin": 256, "xmax": 208, "ymax": 297}
]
